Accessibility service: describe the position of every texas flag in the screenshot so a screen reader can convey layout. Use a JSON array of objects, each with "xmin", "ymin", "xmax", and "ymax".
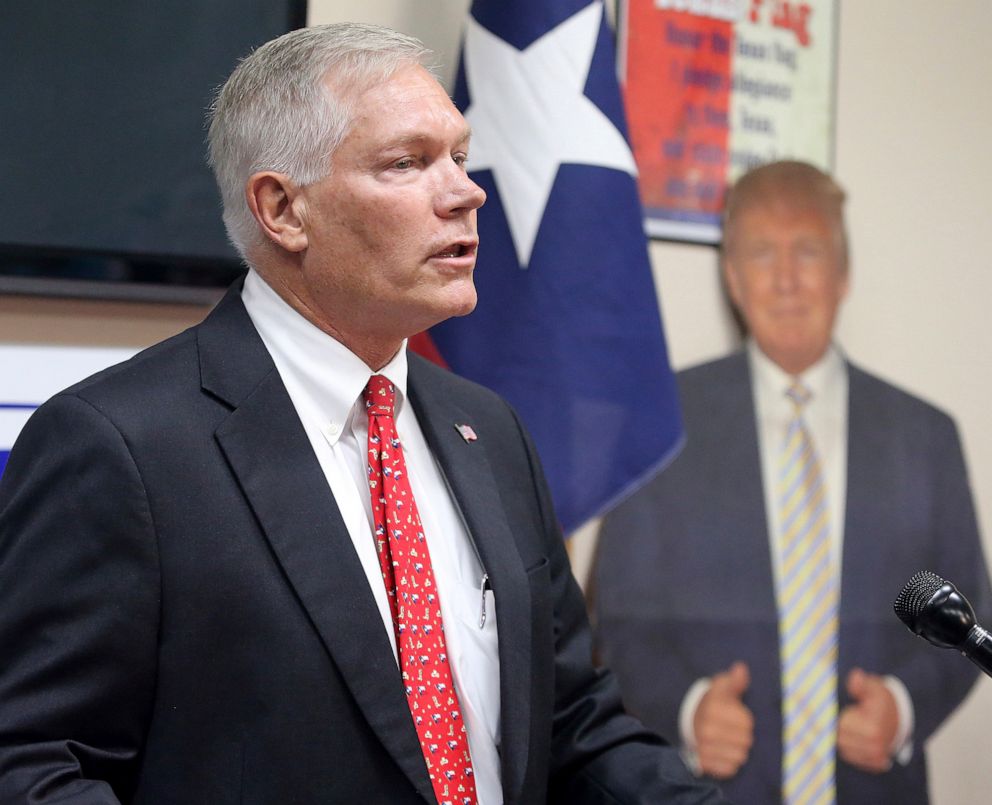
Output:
[{"xmin": 420, "ymin": 0, "xmax": 684, "ymax": 534}]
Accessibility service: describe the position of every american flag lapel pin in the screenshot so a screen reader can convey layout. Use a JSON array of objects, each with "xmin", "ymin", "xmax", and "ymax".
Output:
[{"xmin": 454, "ymin": 423, "xmax": 478, "ymax": 443}]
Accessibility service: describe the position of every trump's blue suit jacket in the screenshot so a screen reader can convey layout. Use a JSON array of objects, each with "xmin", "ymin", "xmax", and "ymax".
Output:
[
  {"xmin": 594, "ymin": 351, "xmax": 990, "ymax": 804},
  {"xmin": 0, "ymin": 284, "xmax": 727, "ymax": 804}
]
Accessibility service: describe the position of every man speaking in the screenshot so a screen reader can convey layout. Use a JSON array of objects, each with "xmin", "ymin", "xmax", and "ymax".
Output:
[{"xmin": 0, "ymin": 23, "xmax": 724, "ymax": 805}]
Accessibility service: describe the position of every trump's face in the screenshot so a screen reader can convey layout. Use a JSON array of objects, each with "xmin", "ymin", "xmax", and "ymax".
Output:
[
  {"xmin": 293, "ymin": 63, "xmax": 486, "ymax": 352},
  {"xmin": 724, "ymin": 202, "xmax": 849, "ymax": 375}
]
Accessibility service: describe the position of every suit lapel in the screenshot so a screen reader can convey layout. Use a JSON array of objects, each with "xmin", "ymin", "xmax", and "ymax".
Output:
[
  {"xmin": 839, "ymin": 364, "xmax": 882, "ymax": 627},
  {"xmin": 407, "ymin": 358, "xmax": 532, "ymax": 803},
  {"xmin": 716, "ymin": 354, "xmax": 778, "ymax": 613},
  {"xmin": 198, "ymin": 290, "xmax": 434, "ymax": 800}
]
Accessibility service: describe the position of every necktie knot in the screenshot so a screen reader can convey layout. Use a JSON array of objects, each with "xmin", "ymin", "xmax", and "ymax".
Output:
[
  {"xmin": 785, "ymin": 380, "xmax": 812, "ymax": 411},
  {"xmin": 364, "ymin": 374, "xmax": 396, "ymax": 418}
]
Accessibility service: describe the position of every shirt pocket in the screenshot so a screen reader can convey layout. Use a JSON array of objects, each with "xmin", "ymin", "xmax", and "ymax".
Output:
[{"xmin": 448, "ymin": 576, "xmax": 501, "ymax": 743}]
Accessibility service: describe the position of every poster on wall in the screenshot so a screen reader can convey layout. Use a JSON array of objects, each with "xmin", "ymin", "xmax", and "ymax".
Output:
[
  {"xmin": 0, "ymin": 345, "xmax": 136, "ymax": 477},
  {"xmin": 619, "ymin": 0, "xmax": 838, "ymax": 243}
]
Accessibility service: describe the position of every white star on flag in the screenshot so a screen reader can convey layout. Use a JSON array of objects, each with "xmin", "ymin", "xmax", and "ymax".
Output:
[{"xmin": 462, "ymin": 2, "xmax": 638, "ymax": 269}]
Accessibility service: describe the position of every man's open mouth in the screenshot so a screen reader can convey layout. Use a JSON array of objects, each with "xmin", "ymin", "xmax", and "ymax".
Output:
[{"xmin": 432, "ymin": 241, "xmax": 477, "ymax": 259}]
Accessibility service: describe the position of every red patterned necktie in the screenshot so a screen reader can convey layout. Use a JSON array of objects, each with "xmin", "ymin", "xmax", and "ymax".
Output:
[{"xmin": 363, "ymin": 374, "xmax": 478, "ymax": 805}]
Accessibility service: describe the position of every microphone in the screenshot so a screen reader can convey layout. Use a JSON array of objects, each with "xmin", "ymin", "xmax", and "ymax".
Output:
[{"xmin": 893, "ymin": 570, "xmax": 992, "ymax": 678}]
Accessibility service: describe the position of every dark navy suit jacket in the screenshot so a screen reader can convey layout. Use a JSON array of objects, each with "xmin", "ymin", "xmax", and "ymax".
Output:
[
  {"xmin": 594, "ymin": 351, "xmax": 990, "ymax": 804},
  {"xmin": 0, "ymin": 285, "xmax": 727, "ymax": 804}
]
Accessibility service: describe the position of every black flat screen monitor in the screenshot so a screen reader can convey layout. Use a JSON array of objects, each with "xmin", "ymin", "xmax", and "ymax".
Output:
[{"xmin": 0, "ymin": 1, "xmax": 306, "ymax": 303}]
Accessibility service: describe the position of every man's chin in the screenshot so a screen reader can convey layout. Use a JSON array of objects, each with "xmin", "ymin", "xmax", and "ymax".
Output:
[
  {"xmin": 450, "ymin": 296, "xmax": 478, "ymax": 318},
  {"xmin": 764, "ymin": 341, "xmax": 830, "ymax": 374},
  {"xmin": 410, "ymin": 292, "xmax": 477, "ymax": 335},
  {"xmin": 440, "ymin": 286, "xmax": 478, "ymax": 320}
]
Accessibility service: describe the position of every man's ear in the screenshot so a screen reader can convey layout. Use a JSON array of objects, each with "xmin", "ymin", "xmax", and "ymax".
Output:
[
  {"xmin": 720, "ymin": 256, "xmax": 749, "ymax": 338},
  {"xmin": 722, "ymin": 256, "xmax": 744, "ymax": 309},
  {"xmin": 838, "ymin": 265, "xmax": 851, "ymax": 302},
  {"xmin": 246, "ymin": 172, "xmax": 308, "ymax": 253}
]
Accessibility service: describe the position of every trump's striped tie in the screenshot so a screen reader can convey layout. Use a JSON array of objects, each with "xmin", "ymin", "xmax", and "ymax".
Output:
[{"xmin": 776, "ymin": 381, "xmax": 838, "ymax": 805}]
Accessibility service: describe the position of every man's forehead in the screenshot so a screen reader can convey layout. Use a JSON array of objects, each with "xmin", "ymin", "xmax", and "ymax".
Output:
[
  {"xmin": 351, "ymin": 90, "xmax": 472, "ymax": 149},
  {"xmin": 377, "ymin": 121, "xmax": 472, "ymax": 147}
]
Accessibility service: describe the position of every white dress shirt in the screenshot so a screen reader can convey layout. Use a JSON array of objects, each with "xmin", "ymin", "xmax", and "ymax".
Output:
[
  {"xmin": 750, "ymin": 342, "xmax": 848, "ymax": 589},
  {"xmin": 241, "ymin": 269, "xmax": 503, "ymax": 803},
  {"xmin": 679, "ymin": 341, "xmax": 913, "ymax": 769}
]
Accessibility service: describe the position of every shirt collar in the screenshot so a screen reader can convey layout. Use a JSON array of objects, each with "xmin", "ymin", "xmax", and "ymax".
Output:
[
  {"xmin": 747, "ymin": 339, "xmax": 844, "ymax": 406},
  {"xmin": 241, "ymin": 268, "xmax": 410, "ymax": 436}
]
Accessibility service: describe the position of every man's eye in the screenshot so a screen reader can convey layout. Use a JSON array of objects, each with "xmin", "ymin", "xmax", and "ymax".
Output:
[
  {"xmin": 797, "ymin": 242, "xmax": 826, "ymax": 257},
  {"xmin": 743, "ymin": 245, "xmax": 774, "ymax": 262},
  {"xmin": 394, "ymin": 158, "xmax": 414, "ymax": 169},
  {"xmin": 453, "ymin": 153, "xmax": 468, "ymax": 167}
]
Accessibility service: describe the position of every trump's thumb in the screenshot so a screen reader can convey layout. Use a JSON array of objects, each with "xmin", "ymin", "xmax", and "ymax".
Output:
[
  {"xmin": 846, "ymin": 667, "xmax": 867, "ymax": 700},
  {"xmin": 722, "ymin": 661, "xmax": 750, "ymax": 697}
]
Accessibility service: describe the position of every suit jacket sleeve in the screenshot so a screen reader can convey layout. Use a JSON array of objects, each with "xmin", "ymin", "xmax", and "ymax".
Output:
[
  {"xmin": 0, "ymin": 394, "xmax": 159, "ymax": 803},
  {"xmin": 504, "ymin": 407, "xmax": 728, "ymax": 805}
]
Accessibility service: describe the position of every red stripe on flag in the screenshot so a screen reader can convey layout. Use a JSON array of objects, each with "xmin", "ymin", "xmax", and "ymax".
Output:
[{"xmin": 409, "ymin": 331, "xmax": 449, "ymax": 368}]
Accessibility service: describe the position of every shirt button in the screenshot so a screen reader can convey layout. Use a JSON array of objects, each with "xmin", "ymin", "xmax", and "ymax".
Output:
[{"xmin": 326, "ymin": 422, "xmax": 341, "ymax": 438}]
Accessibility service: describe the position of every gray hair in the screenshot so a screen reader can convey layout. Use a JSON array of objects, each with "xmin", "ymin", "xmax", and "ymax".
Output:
[{"xmin": 207, "ymin": 23, "xmax": 434, "ymax": 258}]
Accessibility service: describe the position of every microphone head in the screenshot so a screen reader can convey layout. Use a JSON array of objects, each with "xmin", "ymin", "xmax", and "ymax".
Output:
[
  {"xmin": 894, "ymin": 570, "xmax": 945, "ymax": 628},
  {"xmin": 894, "ymin": 570, "xmax": 977, "ymax": 649}
]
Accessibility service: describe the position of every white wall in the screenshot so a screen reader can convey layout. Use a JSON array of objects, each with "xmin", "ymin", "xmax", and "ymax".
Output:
[
  {"xmin": 306, "ymin": 2, "xmax": 992, "ymax": 801},
  {"xmin": 832, "ymin": 4, "xmax": 992, "ymax": 800}
]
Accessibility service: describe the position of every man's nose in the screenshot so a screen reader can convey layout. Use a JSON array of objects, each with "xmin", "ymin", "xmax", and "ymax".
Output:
[
  {"xmin": 438, "ymin": 164, "xmax": 486, "ymax": 217},
  {"xmin": 772, "ymin": 254, "xmax": 800, "ymax": 291}
]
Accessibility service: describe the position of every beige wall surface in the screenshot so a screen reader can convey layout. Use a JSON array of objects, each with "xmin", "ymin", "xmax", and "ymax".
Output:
[
  {"xmin": 0, "ymin": 295, "xmax": 209, "ymax": 349},
  {"xmin": 832, "ymin": 4, "xmax": 992, "ymax": 800},
  {"xmin": 2, "ymin": 2, "xmax": 989, "ymax": 802}
]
